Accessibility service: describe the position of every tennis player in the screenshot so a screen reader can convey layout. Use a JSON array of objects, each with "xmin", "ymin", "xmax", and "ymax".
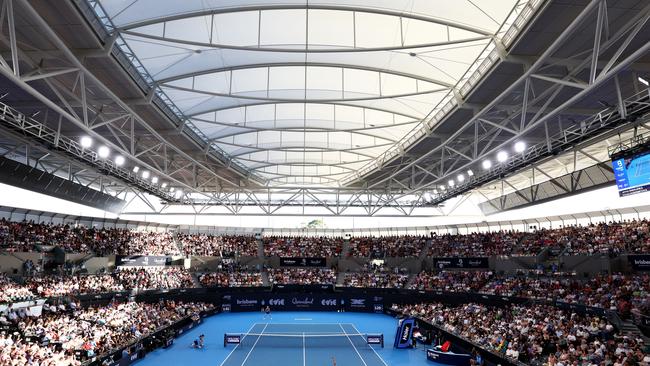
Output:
[
  {"xmin": 262, "ymin": 305, "xmax": 271, "ymax": 320},
  {"xmin": 332, "ymin": 356, "xmax": 337, "ymax": 366}
]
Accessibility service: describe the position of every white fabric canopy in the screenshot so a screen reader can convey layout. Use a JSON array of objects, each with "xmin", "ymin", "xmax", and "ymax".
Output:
[{"xmin": 97, "ymin": 0, "xmax": 533, "ymax": 186}]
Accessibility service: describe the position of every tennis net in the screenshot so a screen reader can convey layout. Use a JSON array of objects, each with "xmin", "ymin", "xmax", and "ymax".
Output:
[{"xmin": 224, "ymin": 332, "xmax": 384, "ymax": 348}]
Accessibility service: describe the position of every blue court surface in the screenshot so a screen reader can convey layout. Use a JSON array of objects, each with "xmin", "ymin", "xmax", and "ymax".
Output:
[{"xmin": 134, "ymin": 311, "xmax": 436, "ymax": 366}]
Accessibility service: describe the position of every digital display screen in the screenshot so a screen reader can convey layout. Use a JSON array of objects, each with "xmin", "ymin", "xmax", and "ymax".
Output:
[{"xmin": 612, "ymin": 151, "xmax": 650, "ymax": 196}]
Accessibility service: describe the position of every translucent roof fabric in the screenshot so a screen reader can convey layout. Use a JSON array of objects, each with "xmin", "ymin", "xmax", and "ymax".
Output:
[{"xmin": 97, "ymin": 0, "xmax": 528, "ymax": 186}]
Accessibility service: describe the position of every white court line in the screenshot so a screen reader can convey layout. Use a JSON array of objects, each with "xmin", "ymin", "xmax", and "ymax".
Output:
[
  {"xmin": 261, "ymin": 322, "xmax": 343, "ymax": 325},
  {"xmin": 241, "ymin": 323, "xmax": 269, "ymax": 366},
  {"xmin": 294, "ymin": 318, "xmax": 313, "ymax": 321},
  {"xmin": 339, "ymin": 323, "xmax": 368, "ymax": 366},
  {"xmin": 349, "ymin": 323, "xmax": 389, "ymax": 366},
  {"xmin": 302, "ymin": 332, "xmax": 306, "ymax": 366},
  {"xmin": 218, "ymin": 323, "xmax": 257, "ymax": 366}
]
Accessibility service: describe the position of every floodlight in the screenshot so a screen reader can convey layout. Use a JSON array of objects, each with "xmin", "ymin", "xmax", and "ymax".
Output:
[
  {"xmin": 114, "ymin": 155, "xmax": 125, "ymax": 166},
  {"xmin": 514, "ymin": 141, "xmax": 526, "ymax": 153},
  {"xmin": 97, "ymin": 146, "xmax": 110, "ymax": 159},
  {"xmin": 482, "ymin": 160, "xmax": 492, "ymax": 170},
  {"xmin": 80, "ymin": 136, "xmax": 92, "ymax": 148}
]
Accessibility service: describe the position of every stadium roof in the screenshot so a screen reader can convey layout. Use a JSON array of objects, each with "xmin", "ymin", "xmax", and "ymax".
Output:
[
  {"xmin": 93, "ymin": 0, "xmax": 539, "ymax": 186},
  {"xmin": 0, "ymin": 0, "xmax": 648, "ymax": 217}
]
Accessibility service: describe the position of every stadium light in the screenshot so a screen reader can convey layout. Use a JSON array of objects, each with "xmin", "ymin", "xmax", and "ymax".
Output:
[
  {"xmin": 639, "ymin": 76, "xmax": 649, "ymax": 86},
  {"xmin": 161, "ymin": 182, "xmax": 168, "ymax": 188},
  {"xmin": 141, "ymin": 170, "xmax": 150, "ymax": 179},
  {"xmin": 170, "ymin": 187, "xmax": 175, "ymax": 192},
  {"xmin": 151, "ymin": 176, "xmax": 159, "ymax": 184},
  {"xmin": 514, "ymin": 141, "xmax": 526, "ymax": 153},
  {"xmin": 457, "ymin": 174, "xmax": 465, "ymax": 182},
  {"xmin": 482, "ymin": 160, "xmax": 492, "ymax": 170},
  {"xmin": 132, "ymin": 166, "xmax": 140, "ymax": 173},
  {"xmin": 97, "ymin": 146, "xmax": 110, "ymax": 159},
  {"xmin": 80, "ymin": 136, "xmax": 92, "ymax": 149},
  {"xmin": 496, "ymin": 151, "xmax": 508, "ymax": 162},
  {"xmin": 448, "ymin": 179, "xmax": 455, "ymax": 187},
  {"xmin": 175, "ymin": 190, "xmax": 183, "ymax": 198},
  {"xmin": 114, "ymin": 155, "xmax": 125, "ymax": 166},
  {"xmin": 439, "ymin": 185, "xmax": 446, "ymax": 191},
  {"xmin": 467, "ymin": 169, "xmax": 474, "ymax": 177}
]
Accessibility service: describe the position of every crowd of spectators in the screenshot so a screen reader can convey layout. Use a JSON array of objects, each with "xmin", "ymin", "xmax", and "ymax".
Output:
[
  {"xmin": 409, "ymin": 271, "xmax": 650, "ymax": 316},
  {"xmin": 342, "ymin": 270, "xmax": 409, "ymax": 288},
  {"xmin": 113, "ymin": 267, "xmax": 195, "ymax": 291},
  {"xmin": 26, "ymin": 274, "xmax": 124, "ymax": 298},
  {"xmin": 427, "ymin": 220, "xmax": 650, "ymax": 257},
  {"xmin": 263, "ymin": 236, "xmax": 343, "ymax": 257},
  {"xmin": 341, "ymin": 262, "xmax": 409, "ymax": 288},
  {"xmin": 0, "ymin": 219, "xmax": 182, "ymax": 255},
  {"xmin": 267, "ymin": 268, "xmax": 336, "ymax": 285},
  {"xmin": 409, "ymin": 270, "xmax": 494, "ymax": 292},
  {"xmin": 0, "ymin": 300, "xmax": 213, "ymax": 365},
  {"xmin": 392, "ymin": 302, "xmax": 649, "ymax": 365},
  {"xmin": 198, "ymin": 263, "xmax": 263, "ymax": 287},
  {"xmin": 348, "ymin": 236, "xmax": 427, "ymax": 258},
  {"xmin": 16, "ymin": 267, "xmax": 195, "ymax": 298},
  {"xmin": 0, "ymin": 273, "xmax": 36, "ymax": 304},
  {"xmin": 2, "ymin": 218, "xmax": 650, "ymax": 258},
  {"xmin": 179, "ymin": 234, "xmax": 258, "ymax": 257}
]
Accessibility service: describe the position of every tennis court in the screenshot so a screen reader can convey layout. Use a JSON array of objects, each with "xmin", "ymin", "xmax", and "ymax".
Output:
[
  {"xmin": 221, "ymin": 323, "xmax": 387, "ymax": 366},
  {"xmin": 135, "ymin": 312, "xmax": 432, "ymax": 366}
]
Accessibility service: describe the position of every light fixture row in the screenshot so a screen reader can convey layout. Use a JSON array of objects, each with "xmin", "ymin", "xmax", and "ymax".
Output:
[
  {"xmin": 443, "ymin": 141, "xmax": 527, "ymax": 189},
  {"xmin": 79, "ymin": 136, "xmax": 183, "ymax": 199}
]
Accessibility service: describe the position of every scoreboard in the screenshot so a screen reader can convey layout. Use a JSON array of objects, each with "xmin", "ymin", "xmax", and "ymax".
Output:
[{"xmin": 612, "ymin": 150, "xmax": 650, "ymax": 197}]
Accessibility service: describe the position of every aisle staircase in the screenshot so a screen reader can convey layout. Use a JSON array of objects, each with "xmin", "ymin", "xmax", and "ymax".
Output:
[
  {"xmin": 336, "ymin": 271, "xmax": 347, "ymax": 286},
  {"xmin": 190, "ymin": 272, "xmax": 202, "ymax": 288},
  {"xmin": 404, "ymin": 272, "xmax": 418, "ymax": 288},
  {"xmin": 172, "ymin": 231, "xmax": 184, "ymax": 255},
  {"xmin": 257, "ymin": 238, "xmax": 265, "ymax": 258},
  {"xmin": 261, "ymin": 270, "xmax": 270, "ymax": 286},
  {"xmin": 419, "ymin": 238, "xmax": 433, "ymax": 259},
  {"xmin": 619, "ymin": 318, "xmax": 650, "ymax": 345},
  {"xmin": 341, "ymin": 237, "xmax": 351, "ymax": 257}
]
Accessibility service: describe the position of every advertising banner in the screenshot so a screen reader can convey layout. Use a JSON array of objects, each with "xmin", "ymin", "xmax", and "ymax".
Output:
[
  {"xmin": 394, "ymin": 318, "xmax": 415, "ymax": 348},
  {"xmin": 628, "ymin": 255, "xmax": 650, "ymax": 271},
  {"xmin": 279, "ymin": 257, "xmax": 327, "ymax": 267},
  {"xmin": 226, "ymin": 294, "xmax": 341, "ymax": 311},
  {"xmin": 115, "ymin": 255, "xmax": 173, "ymax": 267},
  {"xmin": 432, "ymin": 257, "xmax": 489, "ymax": 269}
]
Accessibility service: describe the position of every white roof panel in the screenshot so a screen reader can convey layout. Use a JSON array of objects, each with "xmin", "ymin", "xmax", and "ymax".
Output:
[{"xmin": 96, "ymin": 0, "xmax": 537, "ymax": 186}]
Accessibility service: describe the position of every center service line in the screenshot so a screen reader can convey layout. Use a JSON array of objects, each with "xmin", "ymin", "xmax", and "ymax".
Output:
[{"xmin": 240, "ymin": 323, "xmax": 269, "ymax": 366}]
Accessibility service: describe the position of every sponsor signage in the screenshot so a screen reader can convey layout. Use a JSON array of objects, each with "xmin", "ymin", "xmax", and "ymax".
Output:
[
  {"xmin": 367, "ymin": 334, "xmax": 384, "ymax": 346},
  {"xmin": 224, "ymin": 334, "xmax": 241, "ymax": 346},
  {"xmin": 235, "ymin": 299, "xmax": 258, "ymax": 307},
  {"xmin": 115, "ymin": 255, "xmax": 173, "ymax": 267},
  {"xmin": 426, "ymin": 348, "xmax": 473, "ymax": 365},
  {"xmin": 279, "ymin": 257, "xmax": 327, "ymax": 267},
  {"xmin": 350, "ymin": 298, "xmax": 366, "ymax": 307},
  {"xmin": 432, "ymin": 257, "xmax": 489, "ymax": 269},
  {"xmin": 268, "ymin": 298, "xmax": 285, "ymax": 306},
  {"xmin": 373, "ymin": 304, "xmax": 384, "ymax": 313},
  {"xmin": 229, "ymin": 294, "xmax": 342, "ymax": 311},
  {"xmin": 292, "ymin": 297, "xmax": 315, "ymax": 307},
  {"xmin": 628, "ymin": 254, "xmax": 650, "ymax": 271},
  {"xmin": 394, "ymin": 318, "xmax": 414, "ymax": 349}
]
